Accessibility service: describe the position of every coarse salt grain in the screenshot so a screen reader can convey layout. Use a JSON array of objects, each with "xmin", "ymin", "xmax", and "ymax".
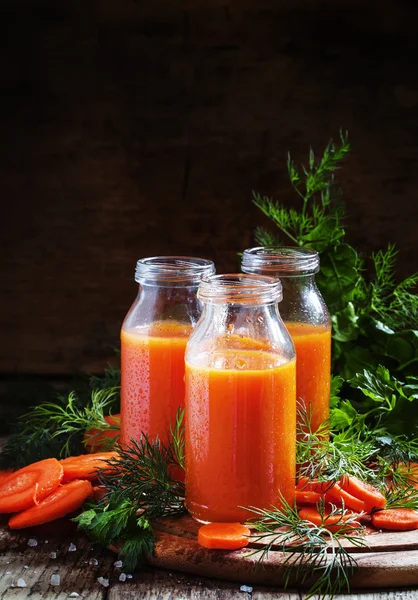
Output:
[
  {"xmin": 68, "ymin": 543, "xmax": 77, "ymax": 552},
  {"xmin": 89, "ymin": 558, "xmax": 99, "ymax": 566},
  {"xmin": 49, "ymin": 552, "xmax": 57, "ymax": 559},
  {"xmin": 51, "ymin": 574, "xmax": 61, "ymax": 586},
  {"xmin": 69, "ymin": 593, "xmax": 80, "ymax": 598},
  {"xmin": 17, "ymin": 578, "xmax": 27, "ymax": 588},
  {"xmin": 240, "ymin": 585, "xmax": 253, "ymax": 593},
  {"xmin": 27, "ymin": 538, "xmax": 38, "ymax": 547},
  {"xmin": 126, "ymin": 574, "xmax": 133, "ymax": 579},
  {"xmin": 119, "ymin": 573, "xmax": 127, "ymax": 582},
  {"xmin": 97, "ymin": 577, "xmax": 109, "ymax": 587},
  {"xmin": 114, "ymin": 560, "xmax": 123, "ymax": 568}
]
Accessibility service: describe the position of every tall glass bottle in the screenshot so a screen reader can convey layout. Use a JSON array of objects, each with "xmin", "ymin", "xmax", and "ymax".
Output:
[
  {"xmin": 120, "ymin": 256, "xmax": 215, "ymax": 448},
  {"xmin": 242, "ymin": 247, "xmax": 331, "ymax": 433},
  {"xmin": 185, "ymin": 274, "xmax": 296, "ymax": 523}
]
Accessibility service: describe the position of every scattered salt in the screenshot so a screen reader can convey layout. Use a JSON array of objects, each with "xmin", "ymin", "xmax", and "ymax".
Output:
[
  {"xmin": 114, "ymin": 560, "xmax": 123, "ymax": 568},
  {"xmin": 89, "ymin": 558, "xmax": 99, "ymax": 566},
  {"xmin": 6, "ymin": 571, "xmax": 11, "ymax": 575},
  {"xmin": 51, "ymin": 574, "xmax": 61, "ymax": 586},
  {"xmin": 10, "ymin": 584, "xmax": 14, "ymax": 588},
  {"xmin": 27, "ymin": 538, "xmax": 38, "ymax": 547},
  {"xmin": 49, "ymin": 552, "xmax": 57, "ymax": 559},
  {"xmin": 119, "ymin": 573, "xmax": 127, "ymax": 582},
  {"xmin": 45, "ymin": 540, "xmax": 49, "ymax": 543},
  {"xmin": 17, "ymin": 578, "xmax": 27, "ymax": 588},
  {"xmin": 69, "ymin": 593, "xmax": 80, "ymax": 598},
  {"xmin": 240, "ymin": 585, "xmax": 253, "ymax": 593},
  {"xmin": 126, "ymin": 574, "xmax": 133, "ymax": 579},
  {"xmin": 97, "ymin": 577, "xmax": 110, "ymax": 587},
  {"xmin": 68, "ymin": 543, "xmax": 77, "ymax": 552}
]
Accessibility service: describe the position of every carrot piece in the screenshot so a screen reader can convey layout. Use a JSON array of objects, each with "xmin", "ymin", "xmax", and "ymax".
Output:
[
  {"xmin": 60, "ymin": 452, "xmax": 119, "ymax": 483},
  {"xmin": 299, "ymin": 506, "xmax": 361, "ymax": 533},
  {"xmin": 325, "ymin": 481, "xmax": 366, "ymax": 513},
  {"xmin": 340, "ymin": 475, "xmax": 386, "ymax": 511},
  {"xmin": 296, "ymin": 477, "xmax": 330, "ymax": 494},
  {"xmin": 0, "ymin": 469, "xmax": 14, "ymax": 484},
  {"xmin": 0, "ymin": 458, "xmax": 63, "ymax": 514},
  {"xmin": 198, "ymin": 522, "xmax": 251, "ymax": 550},
  {"xmin": 371, "ymin": 508, "xmax": 418, "ymax": 531},
  {"xmin": 84, "ymin": 414, "xmax": 120, "ymax": 453},
  {"xmin": 295, "ymin": 490, "xmax": 324, "ymax": 506},
  {"xmin": 8, "ymin": 480, "xmax": 93, "ymax": 530}
]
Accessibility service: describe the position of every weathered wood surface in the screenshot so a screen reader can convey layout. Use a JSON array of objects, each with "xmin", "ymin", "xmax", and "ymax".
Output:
[
  {"xmin": 2, "ymin": 522, "xmax": 418, "ymax": 600},
  {"xmin": 1, "ymin": 0, "xmax": 418, "ymax": 376}
]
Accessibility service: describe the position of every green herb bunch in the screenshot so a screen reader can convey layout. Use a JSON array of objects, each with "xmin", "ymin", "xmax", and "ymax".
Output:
[{"xmin": 254, "ymin": 133, "xmax": 418, "ymax": 440}]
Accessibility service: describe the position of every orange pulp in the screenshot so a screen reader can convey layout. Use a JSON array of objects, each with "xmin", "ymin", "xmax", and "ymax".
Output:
[
  {"xmin": 285, "ymin": 323, "xmax": 331, "ymax": 433},
  {"xmin": 185, "ymin": 351, "xmax": 296, "ymax": 523}
]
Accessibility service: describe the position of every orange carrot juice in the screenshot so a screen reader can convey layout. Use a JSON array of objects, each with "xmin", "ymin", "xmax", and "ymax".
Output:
[
  {"xmin": 285, "ymin": 323, "xmax": 331, "ymax": 432},
  {"xmin": 120, "ymin": 320, "xmax": 192, "ymax": 447},
  {"xmin": 185, "ymin": 351, "xmax": 296, "ymax": 523}
]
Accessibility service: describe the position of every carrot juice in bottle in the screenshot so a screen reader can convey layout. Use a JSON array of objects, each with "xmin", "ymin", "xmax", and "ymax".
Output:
[
  {"xmin": 242, "ymin": 247, "xmax": 331, "ymax": 433},
  {"xmin": 185, "ymin": 274, "xmax": 296, "ymax": 523},
  {"xmin": 120, "ymin": 256, "xmax": 215, "ymax": 448}
]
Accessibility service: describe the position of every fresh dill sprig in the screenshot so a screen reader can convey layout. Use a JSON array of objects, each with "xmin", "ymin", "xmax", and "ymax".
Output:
[
  {"xmin": 246, "ymin": 496, "xmax": 366, "ymax": 599},
  {"xmin": 74, "ymin": 499, "xmax": 155, "ymax": 571}
]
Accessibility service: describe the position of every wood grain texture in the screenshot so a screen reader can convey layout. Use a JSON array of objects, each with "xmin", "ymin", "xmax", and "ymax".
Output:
[{"xmin": 1, "ymin": 0, "xmax": 418, "ymax": 376}]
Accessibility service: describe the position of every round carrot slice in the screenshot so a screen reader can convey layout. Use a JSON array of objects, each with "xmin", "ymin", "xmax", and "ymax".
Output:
[
  {"xmin": 340, "ymin": 475, "xmax": 386, "ymax": 511},
  {"xmin": 59, "ymin": 452, "xmax": 119, "ymax": 483},
  {"xmin": 198, "ymin": 522, "xmax": 251, "ymax": 550},
  {"xmin": 372, "ymin": 508, "xmax": 418, "ymax": 531},
  {"xmin": 299, "ymin": 506, "xmax": 361, "ymax": 533},
  {"xmin": 0, "ymin": 458, "xmax": 63, "ymax": 513},
  {"xmin": 8, "ymin": 479, "xmax": 93, "ymax": 529},
  {"xmin": 295, "ymin": 490, "xmax": 324, "ymax": 506},
  {"xmin": 325, "ymin": 481, "xmax": 366, "ymax": 513}
]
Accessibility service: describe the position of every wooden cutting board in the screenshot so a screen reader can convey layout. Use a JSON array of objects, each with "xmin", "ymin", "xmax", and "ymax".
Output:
[{"xmin": 113, "ymin": 514, "xmax": 418, "ymax": 589}]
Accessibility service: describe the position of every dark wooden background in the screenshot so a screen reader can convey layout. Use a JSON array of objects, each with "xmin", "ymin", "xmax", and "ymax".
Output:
[{"xmin": 1, "ymin": 0, "xmax": 417, "ymax": 379}]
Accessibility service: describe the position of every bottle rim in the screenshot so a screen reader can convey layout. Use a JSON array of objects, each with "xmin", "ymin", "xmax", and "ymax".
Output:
[
  {"xmin": 135, "ymin": 256, "xmax": 215, "ymax": 284},
  {"xmin": 198, "ymin": 273, "xmax": 283, "ymax": 304},
  {"xmin": 241, "ymin": 246, "xmax": 320, "ymax": 275}
]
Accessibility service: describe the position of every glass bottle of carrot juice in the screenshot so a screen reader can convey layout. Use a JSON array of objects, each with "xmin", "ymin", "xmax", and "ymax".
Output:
[
  {"xmin": 185, "ymin": 274, "xmax": 296, "ymax": 523},
  {"xmin": 241, "ymin": 247, "xmax": 331, "ymax": 433},
  {"xmin": 120, "ymin": 256, "xmax": 215, "ymax": 448}
]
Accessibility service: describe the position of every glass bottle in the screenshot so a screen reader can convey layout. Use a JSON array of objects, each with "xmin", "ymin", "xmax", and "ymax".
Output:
[
  {"xmin": 120, "ymin": 256, "xmax": 215, "ymax": 448},
  {"xmin": 185, "ymin": 274, "xmax": 296, "ymax": 523},
  {"xmin": 241, "ymin": 247, "xmax": 331, "ymax": 433}
]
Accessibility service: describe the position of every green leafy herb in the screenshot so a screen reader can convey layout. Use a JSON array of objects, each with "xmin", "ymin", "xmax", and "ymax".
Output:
[{"xmin": 246, "ymin": 496, "xmax": 366, "ymax": 599}]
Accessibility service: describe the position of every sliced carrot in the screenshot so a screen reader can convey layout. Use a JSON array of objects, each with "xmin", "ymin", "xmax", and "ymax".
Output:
[
  {"xmin": 399, "ymin": 463, "xmax": 418, "ymax": 489},
  {"xmin": 325, "ymin": 481, "xmax": 366, "ymax": 513},
  {"xmin": 0, "ymin": 469, "xmax": 14, "ymax": 484},
  {"xmin": 198, "ymin": 522, "xmax": 251, "ymax": 550},
  {"xmin": 339, "ymin": 475, "xmax": 386, "ymax": 512},
  {"xmin": 84, "ymin": 414, "xmax": 120, "ymax": 453},
  {"xmin": 0, "ymin": 458, "xmax": 63, "ymax": 513},
  {"xmin": 371, "ymin": 508, "xmax": 418, "ymax": 531},
  {"xmin": 296, "ymin": 477, "xmax": 330, "ymax": 494},
  {"xmin": 60, "ymin": 452, "xmax": 119, "ymax": 483},
  {"xmin": 299, "ymin": 506, "xmax": 361, "ymax": 533},
  {"xmin": 295, "ymin": 490, "xmax": 324, "ymax": 506},
  {"xmin": 8, "ymin": 479, "xmax": 93, "ymax": 530}
]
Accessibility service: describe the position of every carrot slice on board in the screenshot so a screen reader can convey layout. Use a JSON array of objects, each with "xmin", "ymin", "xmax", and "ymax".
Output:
[
  {"xmin": 295, "ymin": 490, "xmax": 324, "ymax": 506},
  {"xmin": 325, "ymin": 481, "xmax": 366, "ymax": 513},
  {"xmin": 84, "ymin": 414, "xmax": 120, "ymax": 453},
  {"xmin": 299, "ymin": 506, "xmax": 361, "ymax": 533},
  {"xmin": 198, "ymin": 522, "xmax": 251, "ymax": 550},
  {"xmin": 371, "ymin": 508, "xmax": 418, "ymax": 531},
  {"xmin": 340, "ymin": 475, "xmax": 386, "ymax": 511},
  {"xmin": 0, "ymin": 458, "xmax": 63, "ymax": 514},
  {"xmin": 8, "ymin": 479, "xmax": 93, "ymax": 530},
  {"xmin": 60, "ymin": 452, "xmax": 119, "ymax": 483}
]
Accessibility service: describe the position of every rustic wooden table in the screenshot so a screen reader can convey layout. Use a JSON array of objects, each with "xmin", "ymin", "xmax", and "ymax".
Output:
[{"xmin": 1, "ymin": 517, "xmax": 418, "ymax": 600}]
